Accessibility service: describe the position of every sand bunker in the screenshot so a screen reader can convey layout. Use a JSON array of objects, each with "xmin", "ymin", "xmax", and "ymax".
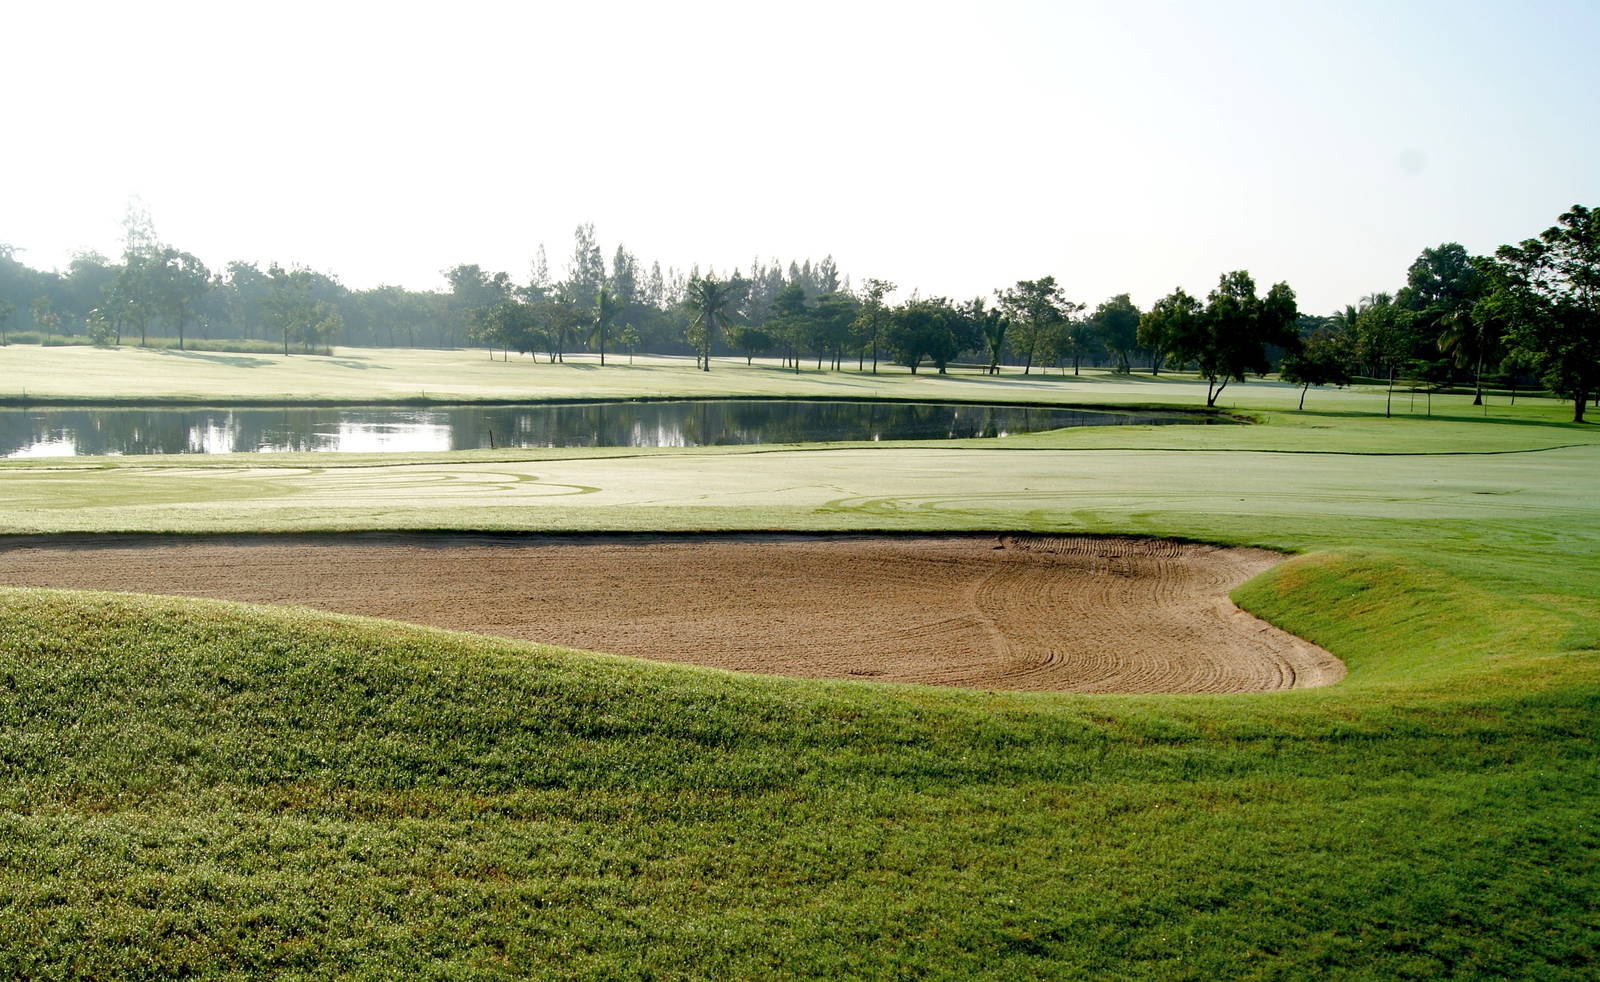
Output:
[{"xmin": 0, "ymin": 533, "xmax": 1343, "ymax": 693}]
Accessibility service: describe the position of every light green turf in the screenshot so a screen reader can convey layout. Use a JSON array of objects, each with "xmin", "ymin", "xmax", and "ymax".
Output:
[
  {"xmin": 1, "ymin": 346, "xmax": 1596, "ymax": 979},
  {"xmin": 0, "ymin": 340, "xmax": 1567, "ymax": 415},
  {"xmin": 2, "ymin": 401, "xmax": 1595, "ymax": 535}
]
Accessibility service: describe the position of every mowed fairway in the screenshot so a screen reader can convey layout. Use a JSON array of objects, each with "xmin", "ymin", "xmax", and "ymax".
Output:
[
  {"xmin": 0, "ymin": 342, "xmax": 1383, "ymax": 407},
  {"xmin": 0, "ymin": 348, "xmax": 1597, "ymax": 979},
  {"xmin": 0, "ymin": 434, "xmax": 1592, "ymax": 541}
]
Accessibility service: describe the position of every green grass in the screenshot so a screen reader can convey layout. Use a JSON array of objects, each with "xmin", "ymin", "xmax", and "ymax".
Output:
[
  {"xmin": 0, "ymin": 347, "xmax": 1596, "ymax": 978},
  {"xmin": 0, "ymin": 340, "xmax": 1565, "ymax": 414}
]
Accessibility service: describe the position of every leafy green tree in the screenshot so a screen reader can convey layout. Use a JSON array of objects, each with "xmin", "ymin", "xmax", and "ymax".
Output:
[
  {"xmin": 1494, "ymin": 204, "xmax": 1600, "ymax": 422},
  {"xmin": 1091, "ymin": 293, "xmax": 1142, "ymax": 373},
  {"xmin": 1139, "ymin": 287, "xmax": 1203, "ymax": 377},
  {"xmin": 768, "ymin": 281, "xmax": 811, "ymax": 373},
  {"xmin": 263, "ymin": 267, "xmax": 305, "ymax": 356},
  {"xmin": 886, "ymin": 297, "xmax": 969, "ymax": 374},
  {"xmin": 563, "ymin": 223, "xmax": 606, "ymax": 311},
  {"xmin": 1494, "ymin": 347, "xmax": 1538, "ymax": 405},
  {"xmin": 264, "ymin": 267, "xmax": 342, "ymax": 355},
  {"xmin": 1355, "ymin": 293, "xmax": 1417, "ymax": 417},
  {"xmin": 684, "ymin": 274, "xmax": 744, "ymax": 372},
  {"xmin": 85, "ymin": 307, "xmax": 115, "ymax": 346},
  {"xmin": 853, "ymin": 278, "xmax": 895, "ymax": 373},
  {"xmin": 222, "ymin": 262, "xmax": 271, "ymax": 341},
  {"xmin": 539, "ymin": 297, "xmax": 588, "ymax": 364},
  {"xmin": 30, "ymin": 296, "xmax": 60, "ymax": 339},
  {"xmin": 63, "ymin": 252, "xmax": 116, "ymax": 331},
  {"xmin": 962, "ymin": 297, "xmax": 1006, "ymax": 375},
  {"xmin": 111, "ymin": 248, "xmax": 158, "ymax": 346},
  {"xmin": 444, "ymin": 265, "xmax": 510, "ymax": 349},
  {"xmin": 1398, "ymin": 243, "xmax": 1484, "ymax": 320},
  {"xmin": 473, "ymin": 298, "xmax": 539, "ymax": 361},
  {"xmin": 609, "ymin": 245, "xmax": 639, "ymax": 307},
  {"xmin": 0, "ymin": 298, "xmax": 13, "ymax": 344},
  {"xmin": 301, "ymin": 301, "xmax": 344, "ymax": 353},
  {"xmin": 617, "ymin": 324, "xmax": 641, "ymax": 365},
  {"xmin": 814, "ymin": 255, "xmax": 842, "ymax": 294},
  {"xmin": 110, "ymin": 200, "xmax": 162, "ymax": 346},
  {"xmin": 1053, "ymin": 317, "xmax": 1099, "ymax": 375},
  {"xmin": 885, "ymin": 299, "xmax": 935, "ymax": 374},
  {"xmin": 997, "ymin": 277, "xmax": 1077, "ymax": 375},
  {"xmin": 1280, "ymin": 329, "xmax": 1354, "ymax": 409},
  {"xmin": 938, "ymin": 297, "xmax": 983, "ymax": 373},
  {"xmin": 1437, "ymin": 262, "xmax": 1505, "ymax": 407},
  {"xmin": 1396, "ymin": 242, "xmax": 1489, "ymax": 403},
  {"xmin": 812, "ymin": 291, "xmax": 860, "ymax": 370},
  {"xmin": 156, "ymin": 249, "xmax": 210, "ymax": 350},
  {"xmin": 1139, "ymin": 288, "xmax": 1200, "ymax": 377},
  {"xmin": 1168, "ymin": 271, "xmax": 1300, "ymax": 407},
  {"xmin": 530, "ymin": 245, "xmax": 552, "ymax": 294},
  {"xmin": 724, "ymin": 323, "xmax": 774, "ymax": 365}
]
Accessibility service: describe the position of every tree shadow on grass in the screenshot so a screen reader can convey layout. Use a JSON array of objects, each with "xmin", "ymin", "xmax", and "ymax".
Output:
[
  {"xmin": 929, "ymin": 372, "xmax": 1172, "ymax": 388},
  {"xmin": 153, "ymin": 349, "xmax": 273, "ymax": 369}
]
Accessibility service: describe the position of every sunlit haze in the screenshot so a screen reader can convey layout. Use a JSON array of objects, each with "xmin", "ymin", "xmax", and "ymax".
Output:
[{"xmin": 6, "ymin": 0, "xmax": 1597, "ymax": 312}]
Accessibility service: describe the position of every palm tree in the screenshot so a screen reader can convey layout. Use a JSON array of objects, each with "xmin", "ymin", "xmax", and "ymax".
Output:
[
  {"xmin": 1437, "ymin": 308, "xmax": 1497, "ymax": 406},
  {"xmin": 1328, "ymin": 304, "xmax": 1359, "ymax": 336},
  {"xmin": 684, "ymin": 275, "xmax": 741, "ymax": 372}
]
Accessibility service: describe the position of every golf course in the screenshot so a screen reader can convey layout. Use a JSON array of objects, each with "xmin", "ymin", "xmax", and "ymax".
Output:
[{"xmin": 0, "ymin": 344, "xmax": 1594, "ymax": 978}]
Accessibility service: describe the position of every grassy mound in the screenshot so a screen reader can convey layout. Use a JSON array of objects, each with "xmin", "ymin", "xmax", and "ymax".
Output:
[{"xmin": 1, "ymin": 572, "xmax": 1595, "ymax": 979}]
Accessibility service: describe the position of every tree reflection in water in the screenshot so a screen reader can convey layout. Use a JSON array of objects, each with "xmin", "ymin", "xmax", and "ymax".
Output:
[{"xmin": 0, "ymin": 401, "xmax": 1230, "ymax": 457}]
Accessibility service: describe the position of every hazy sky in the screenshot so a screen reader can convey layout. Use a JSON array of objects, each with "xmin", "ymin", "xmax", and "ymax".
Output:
[{"xmin": 5, "ymin": 0, "xmax": 1596, "ymax": 312}]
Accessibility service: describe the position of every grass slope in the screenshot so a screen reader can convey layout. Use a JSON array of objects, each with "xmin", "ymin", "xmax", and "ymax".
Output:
[
  {"xmin": 1, "ymin": 348, "xmax": 1596, "ymax": 977},
  {"xmin": 0, "ymin": 584, "xmax": 1594, "ymax": 980}
]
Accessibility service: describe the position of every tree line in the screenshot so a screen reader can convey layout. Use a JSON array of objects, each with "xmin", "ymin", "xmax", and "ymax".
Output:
[
  {"xmin": 1268, "ymin": 204, "xmax": 1598, "ymax": 422},
  {"xmin": 0, "ymin": 211, "xmax": 852, "ymax": 359},
  {"xmin": 2, "ymin": 204, "xmax": 1594, "ymax": 420}
]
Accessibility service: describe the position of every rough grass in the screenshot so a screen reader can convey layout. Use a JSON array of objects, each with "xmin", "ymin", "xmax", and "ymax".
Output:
[{"xmin": 0, "ymin": 347, "xmax": 1596, "ymax": 978}]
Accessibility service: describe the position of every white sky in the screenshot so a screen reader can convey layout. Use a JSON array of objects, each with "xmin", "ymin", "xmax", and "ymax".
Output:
[{"xmin": 3, "ymin": 0, "xmax": 1596, "ymax": 313}]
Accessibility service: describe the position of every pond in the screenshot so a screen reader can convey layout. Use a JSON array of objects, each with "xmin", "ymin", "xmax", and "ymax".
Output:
[{"xmin": 0, "ymin": 401, "xmax": 1230, "ymax": 457}]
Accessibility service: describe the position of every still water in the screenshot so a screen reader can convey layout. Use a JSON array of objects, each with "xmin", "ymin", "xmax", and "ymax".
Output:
[{"xmin": 1, "ymin": 401, "xmax": 1226, "ymax": 457}]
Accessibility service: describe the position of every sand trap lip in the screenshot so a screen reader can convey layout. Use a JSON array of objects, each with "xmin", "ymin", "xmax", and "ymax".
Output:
[{"xmin": 0, "ymin": 532, "xmax": 1344, "ymax": 694}]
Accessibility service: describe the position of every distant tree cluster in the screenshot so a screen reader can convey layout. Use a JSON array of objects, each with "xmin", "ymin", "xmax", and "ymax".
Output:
[
  {"xmin": 4, "ymin": 203, "xmax": 1594, "ymax": 418},
  {"xmin": 1277, "ymin": 204, "xmax": 1599, "ymax": 421},
  {"xmin": 0, "ymin": 209, "xmax": 852, "ymax": 362}
]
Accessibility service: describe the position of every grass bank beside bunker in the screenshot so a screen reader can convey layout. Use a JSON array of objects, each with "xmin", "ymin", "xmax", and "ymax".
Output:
[{"xmin": 0, "ymin": 574, "xmax": 1592, "ymax": 979}]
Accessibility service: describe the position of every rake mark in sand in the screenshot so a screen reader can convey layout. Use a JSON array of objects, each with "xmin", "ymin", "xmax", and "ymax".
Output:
[{"xmin": 0, "ymin": 533, "xmax": 1344, "ymax": 693}]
